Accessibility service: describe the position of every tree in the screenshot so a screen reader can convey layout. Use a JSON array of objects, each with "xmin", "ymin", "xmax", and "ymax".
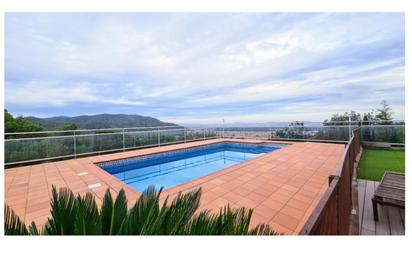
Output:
[
  {"xmin": 5, "ymin": 109, "xmax": 44, "ymax": 133},
  {"xmin": 362, "ymin": 111, "xmax": 376, "ymax": 122},
  {"xmin": 5, "ymin": 186, "xmax": 278, "ymax": 235},
  {"xmin": 323, "ymin": 101, "xmax": 395, "ymax": 125},
  {"xmin": 323, "ymin": 110, "xmax": 361, "ymax": 125},
  {"xmin": 5, "ymin": 109, "xmax": 17, "ymax": 132},
  {"xmin": 320, "ymin": 101, "xmax": 401, "ymax": 142},
  {"xmin": 375, "ymin": 100, "xmax": 393, "ymax": 123},
  {"xmin": 289, "ymin": 121, "xmax": 304, "ymax": 126},
  {"xmin": 59, "ymin": 123, "xmax": 78, "ymax": 131}
]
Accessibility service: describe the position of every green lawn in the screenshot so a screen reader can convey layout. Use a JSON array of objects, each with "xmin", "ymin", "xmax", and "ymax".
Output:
[{"xmin": 357, "ymin": 149, "xmax": 405, "ymax": 181}]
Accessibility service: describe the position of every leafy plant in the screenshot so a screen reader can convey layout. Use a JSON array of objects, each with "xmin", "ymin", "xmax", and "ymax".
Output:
[
  {"xmin": 4, "ymin": 205, "xmax": 28, "ymax": 235},
  {"xmin": 5, "ymin": 109, "xmax": 44, "ymax": 134},
  {"xmin": 5, "ymin": 185, "xmax": 279, "ymax": 235}
]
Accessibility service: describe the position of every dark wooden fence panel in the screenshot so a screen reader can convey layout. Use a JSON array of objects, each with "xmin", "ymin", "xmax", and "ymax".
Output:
[
  {"xmin": 300, "ymin": 128, "xmax": 361, "ymax": 235},
  {"xmin": 337, "ymin": 155, "xmax": 352, "ymax": 234}
]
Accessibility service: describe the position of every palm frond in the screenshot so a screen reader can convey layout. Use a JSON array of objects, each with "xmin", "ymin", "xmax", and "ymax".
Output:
[
  {"xmin": 100, "ymin": 188, "xmax": 114, "ymax": 235},
  {"xmin": 100, "ymin": 189, "xmax": 127, "ymax": 235},
  {"xmin": 120, "ymin": 185, "xmax": 162, "ymax": 235},
  {"xmin": 184, "ymin": 210, "xmax": 218, "ymax": 235},
  {"xmin": 4, "ymin": 185, "xmax": 279, "ymax": 235},
  {"xmin": 248, "ymin": 223, "xmax": 280, "ymax": 235},
  {"xmin": 75, "ymin": 192, "xmax": 101, "ymax": 235},
  {"xmin": 230, "ymin": 206, "xmax": 254, "ymax": 235},
  {"xmin": 28, "ymin": 221, "xmax": 41, "ymax": 235},
  {"xmin": 4, "ymin": 205, "xmax": 28, "ymax": 235},
  {"xmin": 187, "ymin": 205, "xmax": 254, "ymax": 235},
  {"xmin": 161, "ymin": 188, "xmax": 202, "ymax": 235},
  {"xmin": 44, "ymin": 186, "xmax": 77, "ymax": 235}
]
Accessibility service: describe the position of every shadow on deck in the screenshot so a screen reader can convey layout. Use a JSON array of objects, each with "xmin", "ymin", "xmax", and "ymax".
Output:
[{"xmin": 358, "ymin": 179, "xmax": 405, "ymax": 235}]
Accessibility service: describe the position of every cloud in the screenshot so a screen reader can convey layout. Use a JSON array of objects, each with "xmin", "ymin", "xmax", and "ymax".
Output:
[
  {"xmin": 6, "ymin": 80, "xmax": 146, "ymax": 107},
  {"xmin": 5, "ymin": 13, "xmax": 405, "ymax": 123}
]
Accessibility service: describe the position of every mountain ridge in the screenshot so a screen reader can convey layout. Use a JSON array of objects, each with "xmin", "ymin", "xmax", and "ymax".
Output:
[{"xmin": 25, "ymin": 114, "xmax": 178, "ymax": 130}]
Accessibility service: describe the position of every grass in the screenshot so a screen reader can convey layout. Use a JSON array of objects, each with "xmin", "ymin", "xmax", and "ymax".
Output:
[{"xmin": 357, "ymin": 149, "xmax": 405, "ymax": 181}]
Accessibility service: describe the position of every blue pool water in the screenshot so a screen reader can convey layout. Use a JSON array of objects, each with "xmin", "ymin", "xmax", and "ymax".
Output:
[{"xmin": 98, "ymin": 142, "xmax": 283, "ymax": 192}]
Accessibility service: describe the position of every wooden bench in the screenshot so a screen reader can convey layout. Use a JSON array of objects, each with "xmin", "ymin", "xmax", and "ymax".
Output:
[{"xmin": 372, "ymin": 171, "xmax": 405, "ymax": 221}]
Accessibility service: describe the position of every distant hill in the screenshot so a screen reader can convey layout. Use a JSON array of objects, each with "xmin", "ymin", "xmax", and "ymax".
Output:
[{"xmin": 25, "ymin": 114, "xmax": 178, "ymax": 130}]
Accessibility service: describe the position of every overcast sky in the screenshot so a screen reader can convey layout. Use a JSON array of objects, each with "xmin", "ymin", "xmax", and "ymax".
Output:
[{"xmin": 5, "ymin": 13, "xmax": 405, "ymax": 124}]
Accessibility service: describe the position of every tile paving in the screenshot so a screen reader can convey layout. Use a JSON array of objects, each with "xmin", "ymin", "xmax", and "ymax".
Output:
[{"xmin": 4, "ymin": 138, "xmax": 344, "ymax": 235}]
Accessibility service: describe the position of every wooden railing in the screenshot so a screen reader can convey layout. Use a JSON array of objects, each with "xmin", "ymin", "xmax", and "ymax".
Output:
[{"xmin": 300, "ymin": 127, "xmax": 361, "ymax": 235}]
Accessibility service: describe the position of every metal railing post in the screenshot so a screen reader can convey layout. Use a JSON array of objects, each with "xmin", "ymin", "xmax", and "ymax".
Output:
[
  {"xmin": 122, "ymin": 129, "xmax": 125, "ymax": 151},
  {"xmin": 46, "ymin": 138, "xmax": 49, "ymax": 158},
  {"xmin": 184, "ymin": 128, "xmax": 187, "ymax": 143},
  {"xmin": 403, "ymin": 124, "xmax": 405, "ymax": 145},
  {"xmin": 359, "ymin": 121, "xmax": 362, "ymax": 141},
  {"xmin": 348, "ymin": 116, "xmax": 351, "ymax": 141},
  {"xmin": 203, "ymin": 129, "xmax": 206, "ymax": 140},
  {"xmin": 157, "ymin": 127, "xmax": 160, "ymax": 146},
  {"xmin": 73, "ymin": 131, "xmax": 77, "ymax": 158}
]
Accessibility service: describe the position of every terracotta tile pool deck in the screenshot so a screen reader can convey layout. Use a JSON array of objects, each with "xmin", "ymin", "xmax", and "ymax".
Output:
[{"xmin": 4, "ymin": 138, "xmax": 345, "ymax": 235}]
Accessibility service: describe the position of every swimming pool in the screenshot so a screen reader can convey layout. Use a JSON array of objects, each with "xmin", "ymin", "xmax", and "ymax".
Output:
[{"xmin": 98, "ymin": 142, "xmax": 283, "ymax": 192}]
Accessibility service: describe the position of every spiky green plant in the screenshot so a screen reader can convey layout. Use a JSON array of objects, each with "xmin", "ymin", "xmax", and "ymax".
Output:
[
  {"xmin": 4, "ymin": 204, "xmax": 28, "ymax": 235},
  {"xmin": 4, "ymin": 185, "xmax": 279, "ymax": 235}
]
